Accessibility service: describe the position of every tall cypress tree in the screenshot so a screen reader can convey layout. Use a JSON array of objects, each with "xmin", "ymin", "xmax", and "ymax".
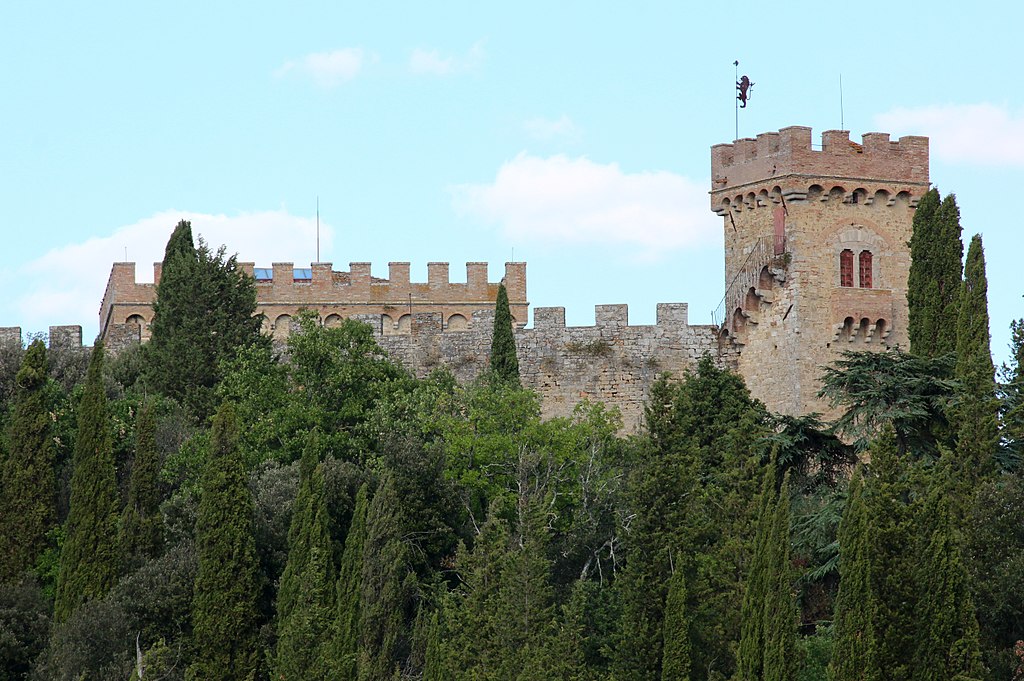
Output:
[
  {"xmin": 661, "ymin": 557, "xmax": 692, "ymax": 681},
  {"xmin": 953, "ymin": 234, "xmax": 998, "ymax": 483},
  {"xmin": 119, "ymin": 399, "xmax": 164, "ymax": 570},
  {"xmin": 490, "ymin": 283, "xmax": 520, "ymax": 384},
  {"xmin": 275, "ymin": 447, "xmax": 335, "ymax": 680},
  {"xmin": 0, "ymin": 340, "xmax": 55, "ymax": 583},
  {"xmin": 908, "ymin": 189, "xmax": 963, "ymax": 358},
  {"xmin": 736, "ymin": 465, "xmax": 778, "ymax": 681},
  {"xmin": 762, "ymin": 473, "xmax": 796, "ymax": 681},
  {"xmin": 334, "ymin": 483, "xmax": 368, "ymax": 680},
  {"xmin": 188, "ymin": 402, "xmax": 260, "ymax": 681},
  {"xmin": 1001, "ymin": 315, "xmax": 1024, "ymax": 471},
  {"xmin": 357, "ymin": 472, "xmax": 409, "ymax": 681},
  {"xmin": 54, "ymin": 342, "xmax": 119, "ymax": 623},
  {"xmin": 145, "ymin": 220, "xmax": 263, "ymax": 419},
  {"xmin": 829, "ymin": 469, "xmax": 879, "ymax": 681}
]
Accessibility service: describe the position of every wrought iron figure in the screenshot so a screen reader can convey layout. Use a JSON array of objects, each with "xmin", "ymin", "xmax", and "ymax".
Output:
[{"xmin": 736, "ymin": 75, "xmax": 754, "ymax": 108}]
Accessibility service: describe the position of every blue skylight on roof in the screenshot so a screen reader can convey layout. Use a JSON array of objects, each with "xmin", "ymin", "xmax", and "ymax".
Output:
[
  {"xmin": 254, "ymin": 268, "xmax": 273, "ymax": 281},
  {"xmin": 293, "ymin": 268, "xmax": 313, "ymax": 280}
]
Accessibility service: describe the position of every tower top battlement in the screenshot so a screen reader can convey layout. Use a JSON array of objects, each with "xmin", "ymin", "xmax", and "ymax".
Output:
[{"xmin": 711, "ymin": 126, "xmax": 929, "ymax": 193}]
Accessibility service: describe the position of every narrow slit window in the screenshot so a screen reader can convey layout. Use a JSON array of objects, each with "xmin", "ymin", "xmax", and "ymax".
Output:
[
  {"xmin": 859, "ymin": 250, "xmax": 873, "ymax": 288},
  {"xmin": 840, "ymin": 249, "xmax": 854, "ymax": 287}
]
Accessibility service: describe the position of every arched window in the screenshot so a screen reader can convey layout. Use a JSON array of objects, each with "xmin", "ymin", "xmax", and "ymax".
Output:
[
  {"xmin": 840, "ymin": 249, "xmax": 854, "ymax": 287},
  {"xmin": 859, "ymin": 250, "xmax": 873, "ymax": 288}
]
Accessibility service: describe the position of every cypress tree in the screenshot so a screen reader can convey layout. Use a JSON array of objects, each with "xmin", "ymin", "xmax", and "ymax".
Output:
[
  {"xmin": 762, "ymin": 473, "xmax": 796, "ymax": 681},
  {"xmin": 187, "ymin": 402, "xmax": 260, "ymax": 681},
  {"xmin": 333, "ymin": 483, "xmax": 368, "ymax": 680},
  {"xmin": 736, "ymin": 465, "xmax": 777, "ymax": 681},
  {"xmin": 1001, "ymin": 316, "xmax": 1024, "ymax": 470},
  {"xmin": 357, "ymin": 472, "xmax": 409, "ymax": 681},
  {"xmin": 829, "ymin": 469, "xmax": 879, "ymax": 681},
  {"xmin": 912, "ymin": 480, "xmax": 983, "ymax": 681},
  {"xmin": 490, "ymin": 283, "xmax": 520, "ymax": 384},
  {"xmin": 908, "ymin": 189, "xmax": 963, "ymax": 358},
  {"xmin": 274, "ymin": 447, "xmax": 335, "ymax": 680},
  {"xmin": 119, "ymin": 399, "xmax": 164, "ymax": 570},
  {"xmin": 54, "ymin": 342, "xmax": 119, "ymax": 623},
  {"xmin": 0, "ymin": 340, "xmax": 55, "ymax": 583},
  {"xmin": 661, "ymin": 557, "xmax": 692, "ymax": 681},
  {"xmin": 953, "ymin": 234, "xmax": 998, "ymax": 484},
  {"xmin": 422, "ymin": 609, "xmax": 447, "ymax": 681},
  {"xmin": 146, "ymin": 220, "xmax": 263, "ymax": 419}
]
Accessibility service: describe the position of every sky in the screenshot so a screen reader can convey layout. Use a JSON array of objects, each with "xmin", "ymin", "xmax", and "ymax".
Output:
[{"xmin": 2, "ymin": 2, "xmax": 1022, "ymax": 366}]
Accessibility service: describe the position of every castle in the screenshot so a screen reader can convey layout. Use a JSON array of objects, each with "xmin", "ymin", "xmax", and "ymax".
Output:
[{"xmin": 4, "ymin": 127, "xmax": 929, "ymax": 430}]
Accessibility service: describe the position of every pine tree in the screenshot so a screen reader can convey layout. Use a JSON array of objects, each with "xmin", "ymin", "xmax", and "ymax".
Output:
[
  {"xmin": 187, "ymin": 402, "xmax": 260, "ymax": 681},
  {"xmin": 908, "ymin": 189, "xmax": 964, "ymax": 358},
  {"xmin": 661, "ymin": 557, "xmax": 692, "ymax": 681},
  {"xmin": 145, "ymin": 220, "xmax": 264, "ymax": 420},
  {"xmin": 357, "ymin": 472, "xmax": 409, "ymax": 681},
  {"xmin": 490, "ymin": 283, "xmax": 520, "ymax": 384},
  {"xmin": 274, "ymin": 447, "xmax": 335, "ymax": 680},
  {"xmin": 953, "ymin": 234, "xmax": 998, "ymax": 484},
  {"xmin": 0, "ymin": 340, "xmax": 55, "ymax": 583},
  {"xmin": 54, "ymin": 342, "xmax": 119, "ymax": 622},
  {"xmin": 333, "ymin": 483, "xmax": 368, "ymax": 680},
  {"xmin": 119, "ymin": 399, "xmax": 164, "ymax": 570},
  {"xmin": 1000, "ymin": 316, "xmax": 1024, "ymax": 471}
]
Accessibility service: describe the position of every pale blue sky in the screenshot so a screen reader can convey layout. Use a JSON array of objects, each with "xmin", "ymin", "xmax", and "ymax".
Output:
[{"xmin": 2, "ymin": 2, "xmax": 1022, "ymax": 365}]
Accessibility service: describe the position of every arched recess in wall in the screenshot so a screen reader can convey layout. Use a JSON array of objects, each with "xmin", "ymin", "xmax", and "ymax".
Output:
[
  {"xmin": 732, "ymin": 307, "xmax": 748, "ymax": 343},
  {"xmin": 274, "ymin": 314, "xmax": 292, "ymax": 340},
  {"xmin": 832, "ymin": 223, "xmax": 889, "ymax": 289},
  {"xmin": 125, "ymin": 314, "xmax": 150, "ymax": 341},
  {"xmin": 447, "ymin": 313, "xmax": 468, "ymax": 331},
  {"xmin": 381, "ymin": 314, "xmax": 395, "ymax": 334},
  {"xmin": 324, "ymin": 314, "xmax": 343, "ymax": 328},
  {"xmin": 258, "ymin": 314, "xmax": 271, "ymax": 335},
  {"xmin": 396, "ymin": 314, "xmax": 411, "ymax": 335}
]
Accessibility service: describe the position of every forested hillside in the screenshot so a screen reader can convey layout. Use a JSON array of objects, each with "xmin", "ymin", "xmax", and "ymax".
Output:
[{"xmin": 1, "ymin": 212, "xmax": 1022, "ymax": 680}]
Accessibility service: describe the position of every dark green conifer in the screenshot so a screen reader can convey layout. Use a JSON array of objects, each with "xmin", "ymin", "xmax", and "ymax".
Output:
[
  {"xmin": 829, "ymin": 470, "xmax": 879, "ymax": 681},
  {"xmin": 736, "ymin": 465, "xmax": 777, "ymax": 681},
  {"xmin": 0, "ymin": 340, "xmax": 55, "ymax": 583},
  {"xmin": 54, "ymin": 342, "xmax": 119, "ymax": 623},
  {"xmin": 661, "ymin": 557, "xmax": 692, "ymax": 681},
  {"xmin": 333, "ymin": 483, "xmax": 368, "ymax": 680},
  {"xmin": 274, "ymin": 446, "xmax": 335, "ymax": 680},
  {"xmin": 119, "ymin": 400, "xmax": 164, "ymax": 569},
  {"xmin": 145, "ymin": 220, "xmax": 263, "ymax": 419},
  {"xmin": 953, "ymin": 234, "xmax": 998, "ymax": 483},
  {"xmin": 762, "ymin": 473, "xmax": 796, "ymax": 681},
  {"xmin": 1001, "ymin": 315, "xmax": 1024, "ymax": 470},
  {"xmin": 422, "ymin": 609, "xmax": 448, "ymax": 681},
  {"xmin": 489, "ymin": 283, "xmax": 520, "ymax": 384},
  {"xmin": 187, "ymin": 402, "xmax": 260, "ymax": 681},
  {"xmin": 908, "ymin": 189, "xmax": 963, "ymax": 358},
  {"xmin": 357, "ymin": 472, "xmax": 409, "ymax": 681}
]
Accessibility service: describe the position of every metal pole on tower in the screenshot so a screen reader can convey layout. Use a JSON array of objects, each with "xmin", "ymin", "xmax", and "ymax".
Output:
[
  {"xmin": 316, "ymin": 196, "xmax": 320, "ymax": 263},
  {"xmin": 734, "ymin": 60, "xmax": 739, "ymax": 141}
]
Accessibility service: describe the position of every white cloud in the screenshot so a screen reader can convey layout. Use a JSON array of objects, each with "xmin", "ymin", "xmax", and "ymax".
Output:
[
  {"xmin": 875, "ymin": 103, "xmax": 1024, "ymax": 166},
  {"xmin": 523, "ymin": 114, "xmax": 581, "ymax": 142},
  {"xmin": 409, "ymin": 40, "xmax": 484, "ymax": 75},
  {"xmin": 274, "ymin": 48, "xmax": 369, "ymax": 88},
  {"xmin": 451, "ymin": 154, "xmax": 713, "ymax": 259},
  {"xmin": 16, "ymin": 209, "xmax": 334, "ymax": 339}
]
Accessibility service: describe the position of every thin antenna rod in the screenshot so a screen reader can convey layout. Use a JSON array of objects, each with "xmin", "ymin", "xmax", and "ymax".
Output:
[
  {"xmin": 316, "ymin": 196, "xmax": 320, "ymax": 263},
  {"xmin": 734, "ymin": 60, "xmax": 739, "ymax": 140},
  {"xmin": 840, "ymin": 74, "xmax": 845, "ymax": 130}
]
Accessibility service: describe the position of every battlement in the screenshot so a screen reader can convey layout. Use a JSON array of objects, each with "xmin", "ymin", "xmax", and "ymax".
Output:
[
  {"xmin": 0, "ymin": 326, "xmax": 84, "ymax": 349},
  {"xmin": 711, "ymin": 126, "xmax": 929, "ymax": 193}
]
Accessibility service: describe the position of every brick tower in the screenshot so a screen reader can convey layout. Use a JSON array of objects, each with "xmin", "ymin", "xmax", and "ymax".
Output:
[{"xmin": 710, "ymin": 126, "xmax": 929, "ymax": 416}]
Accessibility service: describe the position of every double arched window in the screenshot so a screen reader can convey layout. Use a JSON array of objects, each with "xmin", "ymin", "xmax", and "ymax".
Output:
[{"xmin": 840, "ymin": 249, "xmax": 873, "ymax": 288}]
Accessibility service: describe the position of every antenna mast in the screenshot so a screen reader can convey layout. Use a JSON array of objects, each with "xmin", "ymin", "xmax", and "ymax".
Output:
[
  {"xmin": 316, "ymin": 196, "xmax": 320, "ymax": 263},
  {"xmin": 840, "ymin": 74, "xmax": 845, "ymax": 130}
]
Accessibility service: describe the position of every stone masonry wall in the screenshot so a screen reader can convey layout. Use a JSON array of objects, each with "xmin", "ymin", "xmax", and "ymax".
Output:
[{"xmin": 373, "ymin": 303, "xmax": 736, "ymax": 431}]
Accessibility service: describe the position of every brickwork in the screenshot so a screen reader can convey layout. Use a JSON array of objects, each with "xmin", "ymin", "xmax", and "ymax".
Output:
[
  {"xmin": 712, "ymin": 128, "xmax": 927, "ymax": 416},
  {"xmin": 98, "ymin": 261, "xmax": 528, "ymax": 342}
]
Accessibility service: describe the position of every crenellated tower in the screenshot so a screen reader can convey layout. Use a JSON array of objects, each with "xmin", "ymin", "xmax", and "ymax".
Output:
[{"xmin": 710, "ymin": 126, "xmax": 929, "ymax": 416}]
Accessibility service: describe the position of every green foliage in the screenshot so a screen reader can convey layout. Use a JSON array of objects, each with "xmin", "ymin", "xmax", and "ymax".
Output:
[
  {"xmin": 0, "ymin": 340, "xmax": 56, "ymax": 583},
  {"xmin": 274, "ymin": 447, "xmax": 335, "ymax": 680},
  {"xmin": 333, "ymin": 482, "xmax": 368, "ymax": 679},
  {"xmin": 0, "ymin": 576, "xmax": 51, "ymax": 680},
  {"xmin": 661, "ymin": 558, "xmax": 692, "ymax": 681},
  {"xmin": 763, "ymin": 474, "xmax": 797, "ymax": 681},
  {"xmin": 489, "ymin": 283, "xmax": 520, "ymax": 384},
  {"xmin": 829, "ymin": 469, "xmax": 878, "ymax": 681},
  {"xmin": 188, "ymin": 403, "xmax": 260, "ymax": 681},
  {"xmin": 908, "ymin": 188, "xmax": 963, "ymax": 358},
  {"xmin": 953, "ymin": 234, "xmax": 999, "ymax": 483},
  {"xmin": 54, "ymin": 342, "xmax": 120, "ymax": 623},
  {"xmin": 818, "ymin": 349, "xmax": 957, "ymax": 456},
  {"xmin": 119, "ymin": 400, "xmax": 164, "ymax": 570},
  {"xmin": 1001, "ymin": 315, "xmax": 1024, "ymax": 471},
  {"xmin": 145, "ymin": 220, "xmax": 265, "ymax": 420}
]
